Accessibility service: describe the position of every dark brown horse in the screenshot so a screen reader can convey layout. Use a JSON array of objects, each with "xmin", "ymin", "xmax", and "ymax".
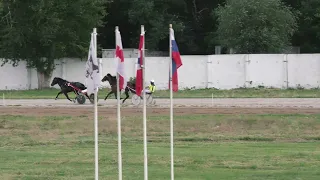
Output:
[{"xmin": 101, "ymin": 73, "xmax": 135, "ymax": 103}]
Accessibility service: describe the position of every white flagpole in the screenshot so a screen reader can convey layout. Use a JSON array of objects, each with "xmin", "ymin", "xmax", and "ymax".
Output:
[
  {"xmin": 141, "ymin": 25, "xmax": 148, "ymax": 180},
  {"xmin": 115, "ymin": 26, "xmax": 123, "ymax": 180},
  {"xmin": 93, "ymin": 28, "xmax": 99, "ymax": 180},
  {"xmin": 169, "ymin": 24, "xmax": 174, "ymax": 180}
]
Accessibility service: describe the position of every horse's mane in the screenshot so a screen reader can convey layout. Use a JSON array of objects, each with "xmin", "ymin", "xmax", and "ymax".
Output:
[
  {"xmin": 53, "ymin": 77, "xmax": 69, "ymax": 83},
  {"xmin": 54, "ymin": 77, "xmax": 64, "ymax": 80}
]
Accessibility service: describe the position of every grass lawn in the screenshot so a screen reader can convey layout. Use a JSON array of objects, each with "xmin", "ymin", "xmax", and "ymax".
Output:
[
  {"xmin": 0, "ymin": 113, "xmax": 320, "ymax": 179},
  {"xmin": 1, "ymin": 87, "xmax": 320, "ymax": 99}
]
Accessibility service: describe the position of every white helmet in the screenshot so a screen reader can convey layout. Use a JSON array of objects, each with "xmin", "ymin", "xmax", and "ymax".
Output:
[{"xmin": 150, "ymin": 79, "xmax": 155, "ymax": 83}]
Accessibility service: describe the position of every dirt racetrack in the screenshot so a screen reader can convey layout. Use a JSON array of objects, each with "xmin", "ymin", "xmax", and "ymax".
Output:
[
  {"xmin": 1, "ymin": 107, "xmax": 320, "ymax": 117},
  {"xmin": 1, "ymin": 98, "xmax": 320, "ymax": 116}
]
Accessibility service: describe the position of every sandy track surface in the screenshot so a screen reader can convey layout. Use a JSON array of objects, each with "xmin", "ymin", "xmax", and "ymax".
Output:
[
  {"xmin": 1, "ymin": 106, "xmax": 320, "ymax": 117},
  {"xmin": 1, "ymin": 98, "xmax": 320, "ymax": 108},
  {"xmin": 1, "ymin": 98, "xmax": 320, "ymax": 117}
]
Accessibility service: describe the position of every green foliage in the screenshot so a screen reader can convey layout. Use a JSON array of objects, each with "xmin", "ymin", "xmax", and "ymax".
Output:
[
  {"xmin": 0, "ymin": 0, "xmax": 107, "ymax": 75},
  {"xmin": 99, "ymin": 0, "xmax": 320, "ymax": 54},
  {"xmin": 128, "ymin": 0, "xmax": 186, "ymax": 50},
  {"xmin": 215, "ymin": 0, "xmax": 298, "ymax": 53},
  {"xmin": 295, "ymin": 0, "xmax": 320, "ymax": 52},
  {"xmin": 0, "ymin": 0, "xmax": 320, "ymax": 67},
  {"xmin": 101, "ymin": 0, "xmax": 219, "ymax": 54}
]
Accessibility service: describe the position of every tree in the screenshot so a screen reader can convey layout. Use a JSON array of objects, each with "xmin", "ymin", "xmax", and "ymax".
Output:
[
  {"xmin": 214, "ymin": 0, "xmax": 298, "ymax": 53},
  {"xmin": 0, "ymin": 0, "xmax": 107, "ymax": 89},
  {"xmin": 128, "ymin": 0, "xmax": 186, "ymax": 51},
  {"xmin": 294, "ymin": 0, "xmax": 320, "ymax": 52},
  {"xmin": 99, "ymin": 0, "xmax": 222, "ymax": 55}
]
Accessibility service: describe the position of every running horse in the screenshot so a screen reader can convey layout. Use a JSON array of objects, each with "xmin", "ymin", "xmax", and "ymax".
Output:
[
  {"xmin": 51, "ymin": 77, "xmax": 90, "ymax": 102},
  {"xmin": 101, "ymin": 73, "xmax": 135, "ymax": 104}
]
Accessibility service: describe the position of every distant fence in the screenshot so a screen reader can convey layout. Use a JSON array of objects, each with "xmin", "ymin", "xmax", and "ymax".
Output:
[{"xmin": 1, "ymin": 54, "xmax": 320, "ymax": 90}]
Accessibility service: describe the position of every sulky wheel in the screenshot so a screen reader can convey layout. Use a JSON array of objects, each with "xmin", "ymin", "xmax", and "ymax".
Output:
[
  {"xmin": 146, "ymin": 94, "xmax": 154, "ymax": 105},
  {"xmin": 76, "ymin": 94, "xmax": 86, "ymax": 104},
  {"xmin": 89, "ymin": 93, "xmax": 98, "ymax": 104},
  {"xmin": 131, "ymin": 94, "xmax": 141, "ymax": 106}
]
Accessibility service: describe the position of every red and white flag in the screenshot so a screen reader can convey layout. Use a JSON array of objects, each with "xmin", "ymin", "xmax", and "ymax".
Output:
[
  {"xmin": 135, "ymin": 32, "xmax": 144, "ymax": 96},
  {"xmin": 115, "ymin": 29, "xmax": 127, "ymax": 90}
]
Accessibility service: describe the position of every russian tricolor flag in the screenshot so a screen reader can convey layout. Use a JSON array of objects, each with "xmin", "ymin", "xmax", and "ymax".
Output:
[
  {"xmin": 135, "ymin": 33, "xmax": 144, "ymax": 96},
  {"xmin": 170, "ymin": 28, "xmax": 183, "ymax": 92}
]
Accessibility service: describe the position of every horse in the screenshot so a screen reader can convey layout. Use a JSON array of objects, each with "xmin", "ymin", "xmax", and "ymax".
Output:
[
  {"xmin": 101, "ymin": 73, "xmax": 136, "ymax": 104},
  {"xmin": 51, "ymin": 77, "xmax": 89, "ymax": 102}
]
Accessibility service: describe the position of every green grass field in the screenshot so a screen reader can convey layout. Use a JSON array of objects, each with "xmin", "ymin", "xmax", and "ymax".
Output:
[
  {"xmin": 1, "ymin": 87, "xmax": 320, "ymax": 99},
  {"xmin": 0, "ymin": 113, "xmax": 320, "ymax": 179}
]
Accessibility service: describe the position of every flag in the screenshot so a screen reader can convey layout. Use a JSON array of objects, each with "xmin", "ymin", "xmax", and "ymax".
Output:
[
  {"xmin": 170, "ymin": 28, "xmax": 183, "ymax": 92},
  {"xmin": 115, "ymin": 29, "xmax": 127, "ymax": 90},
  {"xmin": 135, "ymin": 33, "xmax": 144, "ymax": 96},
  {"xmin": 85, "ymin": 33, "xmax": 100, "ymax": 95}
]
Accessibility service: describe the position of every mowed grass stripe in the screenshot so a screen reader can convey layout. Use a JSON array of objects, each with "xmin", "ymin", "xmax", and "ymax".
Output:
[
  {"xmin": 2, "ymin": 87, "xmax": 320, "ymax": 99},
  {"xmin": 0, "ymin": 114, "xmax": 319, "ymax": 179}
]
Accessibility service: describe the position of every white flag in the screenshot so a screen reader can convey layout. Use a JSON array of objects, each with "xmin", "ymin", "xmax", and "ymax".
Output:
[{"xmin": 85, "ymin": 33, "xmax": 100, "ymax": 95}]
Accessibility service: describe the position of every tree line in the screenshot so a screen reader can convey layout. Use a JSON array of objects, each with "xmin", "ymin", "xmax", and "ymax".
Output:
[
  {"xmin": 0, "ymin": 0, "xmax": 319, "ymax": 88},
  {"xmin": 100, "ymin": 0, "xmax": 320, "ymax": 54}
]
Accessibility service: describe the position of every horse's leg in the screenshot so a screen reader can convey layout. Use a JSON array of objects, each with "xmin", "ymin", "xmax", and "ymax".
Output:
[
  {"xmin": 55, "ymin": 91, "xmax": 63, "ymax": 100},
  {"xmin": 72, "ymin": 90, "xmax": 80, "ymax": 101},
  {"xmin": 63, "ymin": 92, "xmax": 73, "ymax": 102},
  {"xmin": 104, "ymin": 91, "xmax": 113, "ymax": 100},
  {"xmin": 122, "ymin": 89, "xmax": 130, "ymax": 104},
  {"xmin": 113, "ymin": 91, "xmax": 123, "ymax": 100},
  {"xmin": 114, "ymin": 91, "xmax": 117, "ymax": 99},
  {"xmin": 114, "ymin": 92, "xmax": 123, "ymax": 100},
  {"xmin": 84, "ymin": 93, "xmax": 90, "ymax": 99}
]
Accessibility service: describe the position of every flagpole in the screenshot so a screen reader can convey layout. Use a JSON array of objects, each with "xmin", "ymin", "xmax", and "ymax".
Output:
[
  {"xmin": 169, "ymin": 24, "xmax": 174, "ymax": 180},
  {"xmin": 115, "ymin": 26, "xmax": 123, "ymax": 180},
  {"xmin": 93, "ymin": 27, "xmax": 99, "ymax": 180},
  {"xmin": 141, "ymin": 25, "xmax": 148, "ymax": 180}
]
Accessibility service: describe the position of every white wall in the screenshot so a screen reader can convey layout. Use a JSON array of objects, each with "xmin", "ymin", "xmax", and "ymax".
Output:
[
  {"xmin": 0, "ymin": 60, "xmax": 29, "ymax": 90},
  {"xmin": 246, "ymin": 54, "xmax": 284, "ymax": 88},
  {"xmin": 287, "ymin": 54, "xmax": 320, "ymax": 88},
  {"xmin": 1, "ymin": 54, "xmax": 320, "ymax": 90},
  {"xmin": 208, "ymin": 54, "xmax": 246, "ymax": 89}
]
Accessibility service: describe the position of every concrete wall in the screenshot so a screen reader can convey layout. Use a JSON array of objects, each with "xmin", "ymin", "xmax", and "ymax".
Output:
[
  {"xmin": 0, "ymin": 60, "xmax": 29, "ymax": 90},
  {"xmin": 1, "ymin": 54, "xmax": 320, "ymax": 90}
]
